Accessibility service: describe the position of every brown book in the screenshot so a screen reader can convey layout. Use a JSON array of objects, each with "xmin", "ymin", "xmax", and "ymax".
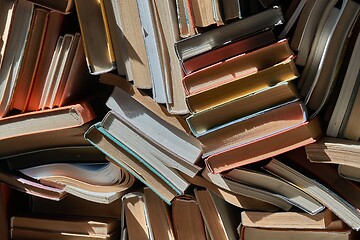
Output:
[
  {"xmin": 239, "ymin": 225, "xmax": 354, "ymax": 240},
  {"xmin": 143, "ymin": 187, "xmax": 175, "ymax": 240},
  {"xmin": 176, "ymin": 0, "xmax": 196, "ymax": 38},
  {"xmin": 190, "ymin": 0, "xmax": 223, "ymax": 27},
  {"xmin": 241, "ymin": 209, "xmax": 337, "ymax": 229},
  {"xmin": 172, "ymin": 196, "xmax": 207, "ymax": 240},
  {"xmin": 11, "ymin": 227, "xmax": 120, "ymax": 240},
  {"xmin": 195, "ymin": 188, "xmax": 241, "ymax": 240},
  {"xmin": 11, "ymin": 216, "xmax": 120, "ymax": 236},
  {"xmin": 150, "ymin": 0, "xmax": 188, "ymax": 114},
  {"xmin": 31, "ymin": 194, "xmax": 124, "ymax": 219},
  {"xmin": 122, "ymin": 192, "xmax": 151, "ymax": 240},
  {"xmin": 74, "ymin": 0, "xmax": 115, "ymax": 74},
  {"xmin": 103, "ymin": 0, "xmax": 152, "ymax": 89},
  {"xmin": 305, "ymin": 136, "xmax": 360, "ymax": 168},
  {"xmin": 205, "ymin": 117, "xmax": 322, "ymax": 174},
  {"xmin": 26, "ymin": 0, "xmax": 74, "ymax": 14},
  {"xmin": 0, "ymin": 184, "xmax": 9, "ymax": 240}
]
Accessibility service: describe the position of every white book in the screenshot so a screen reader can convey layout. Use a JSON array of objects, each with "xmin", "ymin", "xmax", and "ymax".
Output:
[{"xmin": 136, "ymin": 0, "xmax": 168, "ymax": 104}]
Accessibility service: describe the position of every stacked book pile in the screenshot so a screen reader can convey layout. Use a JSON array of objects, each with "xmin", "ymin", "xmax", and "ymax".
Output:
[{"xmin": 1, "ymin": 0, "xmax": 360, "ymax": 239}]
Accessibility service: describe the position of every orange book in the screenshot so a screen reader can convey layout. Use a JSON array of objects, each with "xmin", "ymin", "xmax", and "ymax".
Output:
[
  {"xmin": 11, "ymin": 8, "xmax": 49, "ymax": 112},
  {"xmin": 205, "ymin": 117, "xmax": 322, "ymax": 174},
  {"xmin": 26, "ymin": 11, "xmax": 64, "ymax": 111}
]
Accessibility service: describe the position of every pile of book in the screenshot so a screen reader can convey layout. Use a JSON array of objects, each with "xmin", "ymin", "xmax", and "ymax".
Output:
[{"xmin": 1, "ymin": 0, "xmax": 360, "ymax": 239}]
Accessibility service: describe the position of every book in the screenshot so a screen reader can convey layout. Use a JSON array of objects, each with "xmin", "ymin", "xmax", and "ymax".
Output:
[
  {"xmin": 105, "ymin": 0, "xmax": 152, "ymax": 89},
  {"xmin": 190, "ymin": 0, "xmax": 223, "ymax": 27},
  {"xmin": 26, "ymin": 11, "xmax": 64, "ymax": 111},
  {"xmin": 278, "ymin": 0, "xmax": 307, "ymax": 39},
  {"xmin": 291, "ymin": 0, "xmax": 329, "ymax": 65},
  {"xmin": 182, "ymin": 29, "xmax": 277, "ymax": 74},
  {"xmin": 205, "ymin": 117, "xmax": 322, "ymax": 174},
  {"xmin": 101, "ymin": 110, "xmax": 201, "ymax": 178},
  {"xmin": 19, "ymin": 162, "xmax": 135, "ymax": 194},
  {"xmin": 0, "ymin": 0, "xmax": 33, "ymax": 118},
  {"xmin": 283, "ymin": 147, "xmax": 360, "ymax": 214},
  {"xmin": 31, "ymin": 194, "xmax": 123, "ymax": 219},
  {"xmin": 143, "ymin": 187, "xmax": 175, "ymax": 240},
  {"xmin": 264, "ymin": 158, "xmax": 360, "ymax": 231},
  {"xmin": 74, "ymin": 0, "xmax": 115, "ymax": 74},
  {"xmin": 180, "ymin": 172, "xmax": 279, "ymax": 211},
  {"xmin": 38, "ymin": 33, "xmax": 87, "ymax": 110},
  {"xmin": 176, "ymin": 0, "xmax": 196, "ymax": 38},
  {"xmin": 182, "ymin": 39, "xmax": 294, "ymax": 96},
  {"xmin": 0, "ymin": 0, "xmax": 15, "ymax": 67},
  {"xmin": 150, "ymin": 0, "xmax": 189, "ymax": 114},
  {"xmin": 241, "ymin": 209, "xmax": 337, "ymax": 229},
  {"xmin": 2, "ymin": 145, "xmax": 106, "ymax": 170},
  {"xmin": 172, "ymin": 196, "xmax": 207, "ymax": 240},
  {"xmin": 121, "ymin": 192, "xmax": 152, "ymax": 240},
  {"xmin": 199, "ymin": 101, "xmax": 307, "ymax": 157},
  {"xmin": 186, "ymin": 57, "xmax": 298, "ymax": 113},
  {"xmin": 221, "ymin": 0, "xmax": 241, "ymax": 20},
  {"xmin": 202, "ymin": 168, "xmax": 293, "ymax": 211},
  {"xmin": 84, "ymin": 126, "xmax": 179, "ymax": 204},
  {"xmin": 9, "ymin": 8, "xmax": 48, "ymax": 113},
  {"xmin": 186, "ymin": 81, "xmax": 300, "ymax": 136},
  {"xmin": 0, "ymin": 184, "xmax": 9, "ymax": 240},
  {"xmin": 223, "ymin": 167, "xmax": 324, "ymax": 215},
  {"xmin": 305, "ymin": 136, "xmax": 360, "ymax": 168},
  {"xmin": 194, "ymin": 188, "xmax": 241, "ymax": 240},
  {"xmin": 96, "ymin": 113, "xmax": 191, "ymax": 195},
  {"xmin": 99, "ymin": 73, "xmax": 190, "ymax": 133},
  {"xmin": 326, "ymin": 15, "xmax": 360, "ymax": 137},
  {"xmin": 11, "ymin": 215, "xmax": 120, "ymax": 236},
  {"xmin": 296, "ymin": 0, "xmax": 340, "ymax": 89},
  {"xmin": 26, "ymin": 0, "xmax": 74, "ymax": 14},
  {"xmin": 174, "ymin": 6, "xmax": 284, "ymax": 61},
  {"xmin": 302, "ymin": 0, "xmax": 360, "ymax": 115},
  {"xmin": 338, "ymin": 165, "xmax": 360, "ymax": 183},
  {"xmin": 11, "ymin": 227, "xmax": 120, "ymax": 240},
  {"xmin": 239, "ymin": 225, "xmax": 354, "ymax": 240},
  {"xmin": 105, "ymin": 85, "xmax": 202, "ymax": 169},
  {"xmin": 0, "ymin": 171, "xmax": 66, "ymax": 201},
  {"xmin": 0, "ymin": 101, "xmax": 95, "ymax": 141},
  {"xmin": 342, "ymin": 71, "xmax": 360, "ymax": 140},
  {"xmin": 0, "ymin": 121, "xmax": 93, "ymax": 157},
  {"xmin": 136, "ymin": 0, "xmax": 168, "ymax": 102}
]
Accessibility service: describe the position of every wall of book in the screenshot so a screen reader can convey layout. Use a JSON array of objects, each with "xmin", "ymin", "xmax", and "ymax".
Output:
[{"xmin": 1, "ymin": 0, "xmax": 360, "ymax": 239}]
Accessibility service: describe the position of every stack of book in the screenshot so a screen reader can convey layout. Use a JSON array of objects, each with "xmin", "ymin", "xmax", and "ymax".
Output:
[{"xmin": 2, "ymin": 0, "xmax": 360, "ymax": 239}]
